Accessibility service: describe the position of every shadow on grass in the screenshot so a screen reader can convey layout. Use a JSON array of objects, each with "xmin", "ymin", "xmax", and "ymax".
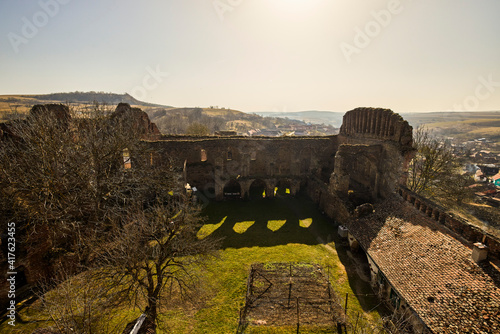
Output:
[
  {"xmin": 200, "ymin": 195, "xmax": 388, "ymax": 315},
  {"xmin": 330, "ymin": 232, "xmax": 390, "ymax": 316},
  {"xmin": 201, "ymin": 195, "xmax": 336, "ymax": 249}
]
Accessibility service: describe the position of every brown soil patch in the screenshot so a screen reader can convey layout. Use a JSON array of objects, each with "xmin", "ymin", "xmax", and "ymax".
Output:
[{"xmin": 237, "ymin": 263, "xmax": 346, "ymax": 332}]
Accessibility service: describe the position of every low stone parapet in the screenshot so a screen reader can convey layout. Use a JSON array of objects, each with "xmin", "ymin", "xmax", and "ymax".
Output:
[{"xmin": 398, "ymin": 187, "xmax": 500, "ymax": 258}]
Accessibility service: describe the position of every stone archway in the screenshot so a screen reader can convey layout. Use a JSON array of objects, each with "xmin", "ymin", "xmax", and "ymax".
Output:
[
  {"xmin": 223, "ymin": 179, "xmax": 242, "ymax": 199},
  {"xmin": 249, "ymin": 179, "xmax": 267, "ymax": 200},
  {"xmin": 275, "ymin": 179, "xmax": 292, "ymax": 197}
]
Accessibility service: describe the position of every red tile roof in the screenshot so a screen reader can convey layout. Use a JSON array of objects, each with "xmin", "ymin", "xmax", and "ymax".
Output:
[{"xmin": 348, "ymin": 197, "xmax": 500, "ymax": 333}]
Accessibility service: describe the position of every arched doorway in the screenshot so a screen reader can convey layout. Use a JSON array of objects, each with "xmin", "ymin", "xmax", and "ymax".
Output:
[
  {"xmin": 223, "ymin": 180, "xmax": 241, "ymax": 199},
  {"xmin": 249, "ymin": 179, "xmax": 266, "ymax": 200},
  {"xmin": 275, "ymin": 179, "xmax": 292, "ymax": 197}
]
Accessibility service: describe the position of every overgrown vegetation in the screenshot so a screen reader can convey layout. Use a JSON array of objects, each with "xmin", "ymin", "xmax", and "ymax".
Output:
[
  {"xmin": 0, "ymin": 103, "xmax": 219, "ymax": 331},
  {"xmin": 407, "ymin": 127, "xmax": 474, "ymax": 205}
]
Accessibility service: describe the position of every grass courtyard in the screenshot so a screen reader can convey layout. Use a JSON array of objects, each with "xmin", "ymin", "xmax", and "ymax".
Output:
[{"xmin": 1, "ymin": 195, "xmax": 383, "ymax": 333}]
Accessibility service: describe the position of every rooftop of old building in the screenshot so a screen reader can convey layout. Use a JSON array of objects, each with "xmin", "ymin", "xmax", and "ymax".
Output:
[{"xmin": 348, "ymin": 197, "xmax": 500, "ymax": 333}]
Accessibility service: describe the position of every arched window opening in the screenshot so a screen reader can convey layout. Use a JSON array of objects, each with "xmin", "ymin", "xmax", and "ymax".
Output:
[{"xmin": 123, "ymin": 148, "xmax": 131, "ymax": 169}]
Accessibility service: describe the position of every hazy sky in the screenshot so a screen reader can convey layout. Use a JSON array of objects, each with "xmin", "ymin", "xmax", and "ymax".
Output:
[{"xmin": 1, "ymin": 0, "xmax": 500, "ymax": 113}]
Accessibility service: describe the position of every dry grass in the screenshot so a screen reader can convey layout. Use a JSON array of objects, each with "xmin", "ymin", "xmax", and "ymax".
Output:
[
  {"xmin": 202, "ymin": 108, "xmax": 243, "ymax": 117},
  {"xmin": 3, "ymin": 196, "xmax": 384, "ymax": 333}
]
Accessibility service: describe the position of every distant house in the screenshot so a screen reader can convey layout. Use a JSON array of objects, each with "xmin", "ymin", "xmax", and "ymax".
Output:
[
  {"xmin": 293, "ymin": 130, "xmax": 309, "ymax": 136},
  {"xmin": 469, "ymin": 182, "xmax": 497, "ymax": 196},
  {"xmin": 491, "ymin": 172, "xmax": 500, "ymax": 186},
  {"xmin": 474, "ymin": 169, "xmax": 487, "ymax": 182},
  {"xmin": 478, "ymin": 164, "xmax": 500, "ymax": 176},
  {"xmin": 215, "ymin": 130, "xmax": 237, "ymax": 136},
  {"xmin": 254, "ymin": 129, "xmax": 282, "ymax": 137}
]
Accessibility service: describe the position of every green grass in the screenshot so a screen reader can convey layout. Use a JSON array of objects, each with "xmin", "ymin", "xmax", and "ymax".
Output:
[
  {"xmin": 2, "ymin": 196, "xmax": 383, "ymax": 333},
  {"xmin": 299, "ymin": 218, "xmax": 313, "ymax": 228},
  {"xmin": 233, "ymin": 221, "xmax": 256, "ymax": 234},
  {"xmin": 197, "ymin": 216, "xmax": 227, "ymax": 239},
  {"xmin": 266, "ymin": 219, "xmax": 287, "ymax": 231}
]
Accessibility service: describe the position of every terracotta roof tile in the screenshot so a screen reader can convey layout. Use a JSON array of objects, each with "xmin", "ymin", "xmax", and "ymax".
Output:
[{"xmin": 348, "ymin": 197, "xmax": 500, "ymax": 333}]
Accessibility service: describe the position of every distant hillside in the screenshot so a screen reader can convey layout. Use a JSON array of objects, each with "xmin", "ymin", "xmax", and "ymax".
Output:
[
  {"xmin": 401, "ymin": 111, "xmax": 500, "ymax": 127},
  {"xmin": 254, "ymin": 109, "xmax": 500, "ymax": 143},
  {"xmin": 28, "ymin": 92, "xmax": 171, "ymax": 108},
  {"xmin": 254, "ymin": 110, "xmax": 345, "ymax": 127},
  {"xmin": 10, "ymin": 93, "xmax": 499, "ymax": 139},
  {"xmin": 0, "ymin": 92, "xmax": 171, "ymax": 120},
  {"xmin": 0, "ymin": 93, "xmax": 324, "ymax": 136},
  {"xmin": 146, "ymin": 107, "xmax": 308, "ymax": 135},
  {"xmin": 401, "ymin": 111, "xmax": 500, "ymax": 143}
]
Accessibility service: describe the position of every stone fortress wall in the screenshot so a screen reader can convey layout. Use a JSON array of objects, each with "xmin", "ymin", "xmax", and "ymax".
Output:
[{"xmin": 148, "ymin": 107, "xmax": 415, "ymax": 210}]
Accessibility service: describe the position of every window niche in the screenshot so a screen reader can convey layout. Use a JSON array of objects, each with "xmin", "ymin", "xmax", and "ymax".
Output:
[{"xmin": 123, "ymin": 148, "xmax": 131, "ymax": 169}]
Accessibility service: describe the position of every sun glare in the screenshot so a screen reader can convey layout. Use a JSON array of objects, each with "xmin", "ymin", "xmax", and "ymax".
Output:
[{"xmin": 267, "ymin": 0, "xmax": 324, "ymax": 16}]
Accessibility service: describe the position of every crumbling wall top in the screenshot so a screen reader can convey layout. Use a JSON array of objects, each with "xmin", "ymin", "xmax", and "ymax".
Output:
[
  {"xmin": 340, "ymin": 107, "xmax": 412, "ymax": 150},
  {"xmin": 112, "ymin": 103, "xmax": 161, "ymax": 140}
]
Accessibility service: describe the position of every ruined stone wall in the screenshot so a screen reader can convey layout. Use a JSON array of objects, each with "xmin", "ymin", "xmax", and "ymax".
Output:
[
  {"xmin": 113, "ymin": 103, "xmax": 162, "ymax": 140},
  {"xmin": 330, "ymin": 108, "xmax": 414, "ymax": 202},
  {"xmin": 145, "ymin": 108, "xmax": 414, "ymax": 205},
  {"xmin": 330, "ymin": 144, "xmax": 383, "ymax": 200},
  {"xmin": 148, "ymin": 136, "xmax": 339, "ymax": 200},
  {"xmin": 304, "ymin": 176, "xmax": 351, "ymax": 224}
]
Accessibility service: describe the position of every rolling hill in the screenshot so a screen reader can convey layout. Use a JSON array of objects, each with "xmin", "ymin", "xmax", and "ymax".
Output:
[
  {"xmin": 3, "ymin": 92, "xmax": 499, "ymax": 140},
  {"xmin": 255, "ymin": 109, "xmax": 500, "ymax": 142},
  {"xmin": 0, "ymin": 92, "xmax": 171, "ymax": 120},
  {"xmin": 401, "ymin": 111, "xmax": 500, "ymax": 142},
  {"xmin": 0, "ymin": 93, "xmax": 314, "ymax": 135}
]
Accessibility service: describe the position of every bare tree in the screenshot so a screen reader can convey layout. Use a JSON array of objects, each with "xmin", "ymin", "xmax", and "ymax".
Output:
[
  {"xmin": 0, "ymin": 103, "xmax": 220, "ymax": 332},
  {"xmin": 91, "ymin": 196, "xmax": 220, "ymax": 330},
  {"xmin": 0, "ymin": 103, "xmax": 141, "ymax": 221},
  {"xmin": 0, "ymin": 103, "xmax": 143, "ymax": 275},
  {"xmin": 406, "ymin": 127, "xmax": 473, "ymax": 204}
]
